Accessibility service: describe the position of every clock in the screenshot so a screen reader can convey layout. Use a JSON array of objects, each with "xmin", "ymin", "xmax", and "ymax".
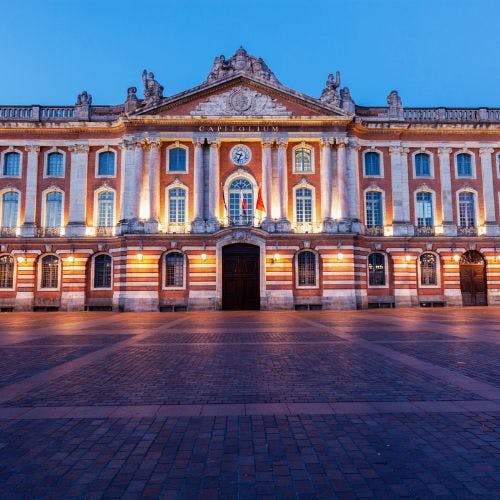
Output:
[{"xmin": 230, "ymin": 144, "xmax": 252, "ymax": 166}]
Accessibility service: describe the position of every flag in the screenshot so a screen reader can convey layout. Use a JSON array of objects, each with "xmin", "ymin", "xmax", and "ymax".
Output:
[
  {"xmin": 241, "ymin": 197, "xmax": 248, "ymax": 211},
  {"xmin": 256, "ymin": 186, "xmax": 265, "ymax": 213}
]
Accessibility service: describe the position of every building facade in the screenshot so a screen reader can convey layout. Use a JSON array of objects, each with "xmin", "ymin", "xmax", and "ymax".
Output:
[{"xmin": 0, "ymin": 48, "xmax": 499, "ymax": 311}]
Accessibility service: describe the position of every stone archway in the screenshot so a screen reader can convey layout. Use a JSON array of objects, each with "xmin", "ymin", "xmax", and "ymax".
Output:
[{"xmin": 460, "ymin": 250, "xmax": 487, "ymax": 306}]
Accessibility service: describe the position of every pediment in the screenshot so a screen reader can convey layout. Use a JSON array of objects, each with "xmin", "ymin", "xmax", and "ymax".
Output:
[{"xmin": 133, "ymin": 75, "xmax": 352, "ymax": 119}]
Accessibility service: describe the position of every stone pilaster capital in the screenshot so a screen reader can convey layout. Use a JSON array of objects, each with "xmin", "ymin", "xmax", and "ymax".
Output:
[
  {"xmin": 320, "ymin": 136, "xmax": 335, "ymax": 147},
  {"xmin": 118, "ymin": 139, "xmax": 136, "ymax": 150},
  {"xmin": 479, "ymin": 147, "xmax": 494, "ymax": 156},
  {"xmin": 438, "ymin": 147, "xmax": 452, "ymax": 156},
  {"xmin": 261, "ymin": 137, "xmax": 275, "ymax": 148},
  {"xmin": 207, "ymin": 138, "xmax": 221, "ymax": 148},
  {"xmin": 24, "ymin": 145, "xmax": 40, "ymax": 154},
  {"xmin": 192, "ymin": 137, "xmax": 205, "ymax": 147},
  {"xmin": 141, "ymin": 137, "xmax": 161, "ymax": 150},
  {"xmin": 400, "ymin": 147, "xmax": 410, "ymax": 156},
  {"xmin": 389, "ymin": 145, "xmax": 403, "ymax": 155},
  {"xmin": 335, "ymin": 137, "xmax": 349, "ymax": 148},
  {"xmin": 277, "ymin": 138, "xmax": 288, "ymax": 149},
  {"xmin": 68, "ymin": 143, "xmax": 89, "ymax": 154}
]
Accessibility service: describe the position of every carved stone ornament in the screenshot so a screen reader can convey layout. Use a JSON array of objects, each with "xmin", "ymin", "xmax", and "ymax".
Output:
[
  {"xmin": 320, "ymin": 71, "xmax": 341, "ymax": 106},
  {"xmin": 0, "ymin": 245, "xmax": 6, "ymax": 253},
  {"xmin": 142, "ymin": 69, "xmax": 164, "ymax": 106},
  {"xmin": 303, "ymin": 240, "xmax": 311, "ymax": 248},
  {"xmin": 45, "ymin": 244, "xmax": 52, "ymax": 252},
  {"xmin": 191, "ymin": 86, "xmax": 291, "ymax": 116},
  {"xmin": 231, "ymin": 230, "xmax": 248, "ymax": 242}
]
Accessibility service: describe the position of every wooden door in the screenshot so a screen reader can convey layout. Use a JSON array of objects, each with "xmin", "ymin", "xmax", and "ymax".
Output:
[
  {"xmin": 222, "ymin": 244, "xmax": 260, "ymax": 310},
  {"xmin": 460, "ymin": 251, "xmax": 487, "ymax": 306}
]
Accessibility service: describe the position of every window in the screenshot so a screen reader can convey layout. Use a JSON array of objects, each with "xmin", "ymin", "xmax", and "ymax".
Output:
[
  {"xmin": 45, "ymin": 191, "xmax": 63, "ymax": 228},
  {"xmin": 2, "ymin": 191, "xmax": 19, "ymax": 228},
  {"xmin": 297, "ymin": 250, "xmax": 316, "ymax": 287},
  {"xmin": 97, "ymin": 191, "xmax": 114, "ymax": 227},
  {"xmin": 93, "ymin": 254, "xmax": 112, "ymax": 289},
  {"xmin": 228, "ymin": 178, "xmax": 253, "ymax": 225},
  {"xmin": 365, "ymin": 191, "xmax": 383, "ymax": 227},
  {"xmin": 420, "ymin": 253, "xmax": 437, "ymax": 286},
  {"xmin": 46, "ymin": 152, "xmax": 64, "ymax": 177},
  {"xmin": 168, "ymin": 147, "xmax": 187, "ymax": 172},
  {"xmin": 0, "ymin": 255, "xmax": 14, "ymax": 289},
  {"xmin": 416, "ymin": 192, "xmax": 433, "ymax": 227},
  {"xmin": 415, "ymin": 153, "xmax": 431, "ymax": 177},
  {"xmin": 40, "ymin": 255, "xmax": 59, "ymax": 289},
  {"xmin": 456, "ymin": 153, "xmax": 472, "ymax": 177},
  {"xmin": 294, "ymin": 147, "xmax": 312, "ymax": 173},
  {"xmin": 295, "ymin": 188, "xmax": 312, "ymax": 223},
  {"xmin": 168, "ymin": 188, "xmax": 186, "ymax": 224},
  {"xmin": 368, "ymin": 253, "xmax": 386, "ymax": 286},
  {"xmin": 364, "ymin": 151, "xmax": 380, "ymax": 176},
  {"xmin": 97, "ymin": 151, "xmax": 115, "ymax": 176},
  {"xmin": 3, "ymin": 152, "xmax": 20, "ymax": 176},
  {"xmin": 165, "ymin": 252, "xmax": 184, "ymax": 288},
  {"xmin": 458, "ymin": 191, "xmax": 475, "ymax": 227}
]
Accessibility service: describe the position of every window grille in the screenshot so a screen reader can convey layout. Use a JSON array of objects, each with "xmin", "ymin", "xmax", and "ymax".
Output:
[
  {"xmin": 168, "ymin": 188, "xmax": 186, "ymax": 223},
  {"xmin": 420, "ymin": 253, "xmax": 437, "ymax": 286},
  {"xmin": 228, "ymin": 178, "xmax": 253, "ymax": 225},
  {"xmin": 45, "ymin": 191, "xmax": 63, "ymax": 228},
  {"xmin": 295, "ymin": 188, "xmax": 312, "ymax": 223},
  {"xmin": 47, "ymin": 152, "xmax": 64, "ymax": 177},
  {"xmin": 165, "ymin": 252, "xmax": 184, "ymax": 287},
  {"xmin": 297, "ymin": 251, "xmax": 316, "ymax": 286},
  {"xmin": 93, "ymin": 254, "xmax": 112, "ymax": 288},
  {"xmin": 457, "ymin": 153, "xmax": 472, "ymax": 177},
  {"xmin": 415, "ymin": 153, "xmax": 431, "ymax": 177},
  {"xmin": 365, "ymin": 191, "xmax": 383, "ymax": 227},
  {"xmin": 294, "ymin": 147, "xmax": 312, "ymax": 173},
  {"xmin": 40, "ymin": 255, "xmax": 59, "ymax": 289},
  {"xmin": 368, "ymin": 253, "xmax": 386, "ymax": 286},
  {"xmin": 416, "ymin": 192, "xmax": 433, "ymax": 227},
  {"xmin": 0, "ymin": 255, "xmax": 14, "ymax": 288},
  {"xmin": 3, "ymin": 152, "xmax": 20, "ymax": 176},
  {"xmin": 458, "ymin": 192, "xmax": 475, "ymax": 227},
  {"xmin": 97, "ymin": 191, "xmax": 114, "ymax": 227}
]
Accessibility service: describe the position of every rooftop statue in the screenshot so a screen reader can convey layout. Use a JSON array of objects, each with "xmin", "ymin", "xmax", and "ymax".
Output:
[
  {"xmin": 320, "ymin": 71, "xmax": 341, "ymax": 107},
  {"xmin": 142, "ymin": 70, "xmax": 164, "ymax": 106},
  {"xmin": 206, "ymin": 47, "xmax": 280, "ymax": 84},
  {"xmin": 75, "ymin": 91, "xmax": 92, "ymax": 106}
]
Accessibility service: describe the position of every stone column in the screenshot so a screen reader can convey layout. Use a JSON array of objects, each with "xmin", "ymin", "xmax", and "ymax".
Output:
[
  {"xmin": 336, "ymin": 138, "xmax": 350, "ymax": 232},
  {"xmin": 260, "ymin": 138, "xmax": 274, "ymax": 232},
  {"xmin": 206, "ymin": 139, "xmax": 220, "ymax": 232},
  {"xmin": 276, "ymin": 138, "xmax": 290, "ymax": 232},
  {"xmin": 191, "ymin": 138, "xmax": 206, "ymax": 233},
  {"xmin": 389, "ymin": 145, "xmax": 413, "ymax": 236},
  {"xmin": 346, "ymin": 139, "xmax": 362, "ymax": 231},
  {"xmin": 66, "ymin": 144, "xmax": 89, "ymax": 237},
  {"xmin": 479, "ymin": 147, "xmax": 499, "ymax": 235},
  {"xmin": 438, "ymin": 147, "xmax": 456, "ymax": 236},
  {"xmin": 320, "ymin": 137, "xmax": 334, "ymax": 232},
  {"xmin": 147, "ymin": 138, "xmax": 161, "ymax": 231},
  {"xmin": 21, "ymin": 145, "xmax": 40, "ymax": 237}
]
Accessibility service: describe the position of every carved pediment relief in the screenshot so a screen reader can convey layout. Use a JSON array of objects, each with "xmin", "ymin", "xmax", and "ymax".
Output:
[{"xmin": 190, "ymin": 86, "xmax": 292, "ymax": 117}]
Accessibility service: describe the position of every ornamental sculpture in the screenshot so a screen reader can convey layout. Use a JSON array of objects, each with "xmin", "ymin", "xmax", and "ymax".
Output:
[
  {"xmin": 320, "ymin": 71, "xmax": 341, "ymax": 106},
  {"xmin": 142, "ymin": 70, "xmax": 164, "ymax": 106}
]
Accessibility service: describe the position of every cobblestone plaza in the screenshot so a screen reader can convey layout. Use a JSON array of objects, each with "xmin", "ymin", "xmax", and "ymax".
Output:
[{"xmin": 0, "ymin": 308, "xmax": 498, "ymax": 497}]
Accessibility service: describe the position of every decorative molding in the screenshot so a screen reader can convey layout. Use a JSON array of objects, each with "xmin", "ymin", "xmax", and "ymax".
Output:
[{"xmin": 68, "ymin": 144, "xmax": 89, "ymax": 154}]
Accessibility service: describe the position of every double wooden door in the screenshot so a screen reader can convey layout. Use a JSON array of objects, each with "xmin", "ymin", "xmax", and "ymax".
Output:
[
  {"xmin": 460, "ymin": 251, "xmax": 487, "ymax": 306},
  {"xmin": 222, "ymin": 244, "xmax": 260, "ymax": 310}
]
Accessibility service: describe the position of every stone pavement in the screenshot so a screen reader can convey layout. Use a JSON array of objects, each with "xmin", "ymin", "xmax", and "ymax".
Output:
[{"xmin": 0, "ymin": 308, "xmax": 498, "ymax": 498}]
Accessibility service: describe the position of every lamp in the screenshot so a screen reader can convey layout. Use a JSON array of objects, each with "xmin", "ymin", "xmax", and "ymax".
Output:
[
  {"xmin": 451, "ymin": 243, "xmax": 460, "ymax": 263},
  {"xmin": 17, "ymin": 247, "xmax": 26, "ymax": 264},
  {"xmin": 201, "ymin": 241, "xmax": 207, "ymax": 261},
  {"xmin": 66, "ymin": 247, "xmax": 75, "ymax": 263},
  {"xmin": 273, "ymin": 241, "xmax": 280, "ymax": 262},
  {"xmin": 136, "ymin": 240, "xmax": 144, "ymax": 261},
  {"xmin": 337, "ymin": 240, "xmax": 343, "ymax": 261}
]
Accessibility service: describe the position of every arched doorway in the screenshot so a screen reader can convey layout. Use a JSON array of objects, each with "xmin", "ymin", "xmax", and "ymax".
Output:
[
  {"xmin": 222, "ymin": 243, "xmax": 260, "ymax": 310},
  {"xmin": 460, "ymin": 251, "xmax": 487, "ymax": 306}
]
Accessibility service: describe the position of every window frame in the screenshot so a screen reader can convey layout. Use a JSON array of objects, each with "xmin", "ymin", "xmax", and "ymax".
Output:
[
  {"xmin": 165, "ymin": 143, "xmax": 189, "ymax": 174},
  {"xmin": 292, "ymin": 143, "xmax": 315, "ymax": 174},
  {"xmin": 414, "ymin": 189, "xmax": 436, "ymax": 228},
  {"xmin": 367, "ymin": 252, "xmax": 388, "ymax": 288},
  {"xmin": 44, "ymin": 148, "xmax": 66, "ymax": 178},
  {"xmin": 454, "ymin": 150, "xmax": 476, "ymax": 179},
  {"xmin": 0, "ymin": 254, "xmax": 15, "ymax": 290},
  {"xmin": 418, "ymin": 252, "xmax": 440, "ymax": 288},
  {"xmin": 0, "ymin": 189, "xmax": 21, "ymax": 230},
  {"xmin": 162, "ymin": 250, "xmax": 186, "ymax": 290},
  {"xmin": 456, "ymin": 189, "xmax": 478, "ymax": 228},
  {"xmin": 412, "ymin": 150, "xmax": 434, "ymax": 178},
  {"xmin": 364, "ymin": 188, "xmax": 385, "ymax": 229},
  {"xmin": 38, "ymin": 254, "xmax": 61, "ymax": 291},
  {"xmin": 95, "ymin": 147, "xmax": 117, "ymax": 178},
  {"xmin": 91, "ymin": 253, "xmax": 113, "ymax": 290},
  {"xmin": 165, "ymin": 182, "xmax": 189, "ymax": 228},
  {"xmin": 295, "ymin": 249, "xmax": 320, "ymax": 289},
  {"xmin": 93, "ymin": 187, "xmax": 116, "ymax": 229},
  {"xmin": 1, "ymin": 149, "xmax": 22, "ymax": 178},
  {"xmin": 363, "ymin": 148, "xmax": 384, "ymax": 178},
  {"xmin": 293, "ymin": 182, "xmax": 316, "ymax": 226},
  {"xmin": 41, "ymin": 188, "xmax": 65, "ymax": 229},
  {"xmin": 223, "ymin": 172, "xmax": 258, "ymax": 226}
]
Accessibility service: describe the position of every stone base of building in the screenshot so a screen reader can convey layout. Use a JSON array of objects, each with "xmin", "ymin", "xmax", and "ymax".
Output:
[
  {"xmin": 61, "ymin": 292, "xmax": 86, "ymax": 311},
  {"xmin": 322, "ymin": 289, "xmax": 358, "ymax": 310}
]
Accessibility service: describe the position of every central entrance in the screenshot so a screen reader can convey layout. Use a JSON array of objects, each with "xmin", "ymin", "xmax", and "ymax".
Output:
[
  {"xmin": 222, "ymin": 243, "xmax": 260, "ymax": 310},
  {"xmin": 460, "ymin": 250, "xmax": 487, "ymax": 306}
]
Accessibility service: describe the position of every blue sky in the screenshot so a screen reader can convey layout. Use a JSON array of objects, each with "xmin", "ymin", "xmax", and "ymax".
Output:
[{"xmin": 2, "ymin": 0, "xmax": 499, "ymax": 107}]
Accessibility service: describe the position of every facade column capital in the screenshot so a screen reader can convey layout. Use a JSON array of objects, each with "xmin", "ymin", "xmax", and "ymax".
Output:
[
  {"xmin": 68, "ymin": 143, "xmax": 89, "ymax": 154},
  {"xmin": 320, "ymin": 136, "xmax": 335, "ymax": 147},
  {"xmin": 206, "ymin": 137, "xmax": 221, "ymax": 147},
  {"xmin": 438, "ymin": 147, "xmax": 452, "ymax": 155},
  {"xmin": 261, "ymin": 138, "xmax": 275, "ymax": 148},
  {"xmin": 140, "ymin": 137, "xmax": 161, "ymax": 150},
  {"xmin": 277, "ymin": 138, "xmax": 288, "ymax": 149},
  {"xmin": 479, "ymin": 147, "xmax": 494, "ymax": 156},
  {"xmin": 24, "ymin": 145, "xmax": 40, "ymax": 154},
  {"xmin": 335, "ymin": 137, "xmax": 349, "ymax": 147},
  {"xmin": 118, "ymin": 139, "xmax": 137, "ymax": 150},
  {"xmin": 389, "ymin": 145, "xmax": 403, "ymax": 155},
  {"xmin": 192, "ymin": 137, "xmax": 205, "ymax": 147}
]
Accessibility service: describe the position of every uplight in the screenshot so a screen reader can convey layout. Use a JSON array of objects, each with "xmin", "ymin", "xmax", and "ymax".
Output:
[{"xmin": 136, "ymin": 253, "xmax": 144, "ymax": 261}]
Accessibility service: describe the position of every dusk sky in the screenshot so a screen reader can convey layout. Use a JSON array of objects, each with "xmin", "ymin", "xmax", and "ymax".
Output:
[{"xmin": 2, "ymin": 0, "xmax": 499, "ymax": 107}]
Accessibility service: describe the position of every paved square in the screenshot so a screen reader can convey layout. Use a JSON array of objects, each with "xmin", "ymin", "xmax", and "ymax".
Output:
[{"xmin": 0, "ymin": 308, "xmax": 498, "ymax": 498}]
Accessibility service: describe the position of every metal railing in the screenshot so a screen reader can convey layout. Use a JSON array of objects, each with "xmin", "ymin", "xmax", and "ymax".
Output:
[
  {"xmin": 0, "ymin": 227, "xmax": 18, "ymax": 237},
  {"xmin": 457, "ymin": 226, "xmax": 478, "ymax": 237},
  {"xmin": 365, "ymin": 226, "xmax": 384, "ymax": 236},
  {"xmin": 35, "ymin": 226, "xmax": 64, "ymax": 237},
  {"xmin": 95, "ymin": 226, "xmax": 115, "ymax": 237},
  {"xmin": 223, "ymin": 216, "xmax": 256, "ymax": 227},
  {"xmin": 162, "ymin": 223, "xmax": 190, "ymax": 234},
  {"xmin": 414, "ymin": 226, "xmax": 435, "ymax": 237}
]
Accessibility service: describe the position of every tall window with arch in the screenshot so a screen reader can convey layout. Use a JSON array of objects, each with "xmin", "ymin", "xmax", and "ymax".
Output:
[
  {"xmin": 416, "ymin": 192, "xmax": 433, "ymax": 228},
  {"xmin": 3, "ymin": 152, "xmax": 20, "ymax": 176},
  {"xmin": 297, "ymin": 250, "xmax": 317, "ymax": 287},
  {"xmin": 365, "ymin": 191, "xmax": 383, "ymax": 231},
  {"xmin": 98, "ymin": 151, "xmax": 115, "ymax": 176},
  {"xmin": 0, "ymin": 255, "xmax": 14, "ymax": 289},
  {"xmin": 294, "ymin": 146, "xmax": 312, "ymax": 173},
  {"xmin": 419, "ymin": 253, "xmax": 438, "ymax": 286},
  {"xmin": 40, "ymin": 255, "xmax": 59, "ymax": 289},
  {"xmin": 457, "ymin": 153, "xmax": 472, "ymax": 177},
  {"xmin": 168, "ymin": 147, "xmax": 187, "ymax": 172},
  {"xmin": 93, "ymin": 254, "xmax": 112, "ymax": 289},
  {"xmin": 368, "ymin": 253, "xmax": 386, "ymax": 286},
  {"xmin": 415, "ymin": 153, "xmax": 431, "ymax": 177},
  {"xmin": 2, "ymin": 191, "xmax": 19, "ymax": 229},
  {"xmin": 458, "ymin": 191, "xmax": 476, "ymax": 228},
  {"xmin": 228, "ymin": 178, "xmax": 253, "ymax": 225},
  {"xmin": 46, "ymin": 152, "xmax": 64, "ymax": 177},
  {"xmin": 97, "ymin": 190, "xmax": 114, "ymax": 228},
  {"xmin": 164, "ymin": 251, "xmax": 184, "ymax": 288},
  {"xmin": 295, "ymin": 187, "xmax": 312, "ymax": 223},
  {"xmin": 168, "ymin": 188, "xmax": 186, "ymax": 224},
  {"xmin": 364, "ymin": 151, "xmax": 380, "ymax": 176},
  {"xmin": 45, "ymin": 191, "xmax": 63, "ymax": 228}
]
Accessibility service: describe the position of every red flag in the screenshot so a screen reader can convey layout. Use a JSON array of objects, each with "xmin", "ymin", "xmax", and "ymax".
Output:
[
  {"xmin": 241, "ymin": 197, "xmax": 248, "ymax": 211},
  {"xmin": 256, "ymin": 186, "xmax": 265, "ymax": 212}
]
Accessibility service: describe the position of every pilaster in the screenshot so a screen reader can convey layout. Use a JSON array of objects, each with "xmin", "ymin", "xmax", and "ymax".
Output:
[
  {"xmin": 479, "ymin": 147, "xmax": 499, "ymax": 235},
  {"xmin": 260, "ymin": 138, "xmax": 275, "ymax": 232},
  {"xmin": 66, "ymin": 143, "xmax": 89, "ymax": 237},
  {"xmin": 438, "ymin": 147, "xmax": 457, "ymax": 236},
  {"xmin": 276, "ymin": 138, "xmax": 290, "ymax": 232},
  {"xmin": 191, "ymin": 138, "xmax": 206, "ymax": 233},
  {"xmin": 320, "ymin": 137, "xmax": 334, "ymax": 232},
  {"xmin": 207, "ymin": 139, "xmax": 221, "ymax": 232},
  {"xmin": 346, "ymin": 139, "xmax": 363, "ymax": 233},
  {"xmin": 390, "ymin": 145, "xmax": 413, "ymax": 236},
  {"xmin": 21, "ymin": 145, "xmax": 40, "ymax": 237}
]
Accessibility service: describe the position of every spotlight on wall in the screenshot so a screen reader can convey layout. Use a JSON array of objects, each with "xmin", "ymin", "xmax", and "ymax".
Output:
[
  {"xmin": 201, "ymin": 241, "xmax": 207, "ymax": 261},
  {"xmin": 67, "ymin": 247, "xmax": 75, "ymax": 263},
  {"xmin": 451, "ymin": 243, "xmax": 460, "ymax": 263},
  {"xmin": 17, "ymin": 250, "xmax": 26, "ymax": 264},
  {"xmin": 273, "ymin": 241, "xmax": 280, "ymax": 263},
  {"xmin": 136, "ymin": 240, "xmax": 144, "ymax": 261},
  {"xmin": 337, "ymin": 240, "xmax": 343, "ymax": 261}
]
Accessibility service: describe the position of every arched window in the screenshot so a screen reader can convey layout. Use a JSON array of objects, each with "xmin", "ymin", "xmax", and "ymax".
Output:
[
  {"xmin": 295, "ymin": 187, "xmax": 312, "ymax": 223},
  {"xmin": 368, "ymin": 253, "xmax": 386, "ymax": 286},
  {"xmin": 40, "ymin": 255, "xmax": 59, "ymax": 289},
  {"xmin": 45, "ymin": 191, "xmax": 63, "ymax": 228},
  {"xmin": 416, "ymin": 192, "xmax": 433, "ymax": 227},
  {"xmin": 365, "ymin": 191, "xmax": 383, "ymax": 228},
  {"xmin": 294, "ymin": 147, "xmax": 312, "ymax": 173},
  {"xmin": 297, "ymin": 250, "xmax": 317, "ymax": 287},
  {"xmin": 164, "ymin": 251, "xmax": 184, "ymax": 288},
  {"xmin": 46, "ymin": 152, "xmax": 64, "ymax": 177},
  {"xmin": 168, "ymin": 147, "xmax": 187, "ymax": 172},
  {"xmin": 3, "ymin": 152, "xmax": 20, "ymax": 176},
  {"xmin": 97, "ymin": 151, "xmax": 115, "ymax": 176},
  {"xmin": 458, "ymin": 192, "xmax": 476, "ymax": 228},
  {"xmin": 0, "ymin": 255, "xmax": 14, "ymax": 289},
  {"xmin": 2, "ymin": 191, "xmax": 19, "ymax": 228},
  {"xmin": 228, "ymin": 178, "xmax": 253, "ymax": 225},
  {"xmin": 97, "ymin": 190, "xmax": 114, "ymax": 228},
  {"xmin": 415, "ymin": 153, "xmax": 431, "ymax": 177},
  {"xmin": 93, "ymin": 254, "xmax": 112, "ymax": 289},
  {"xmin": 364, "ymin": 151, "xmax": 380, "ymax": 176},
  {"xmin": 420, "ymin": 253, "xmax": 437, "ymax": 286},
  {"xmin": 168, "ymin": 188, "xmax": 186, "ymax": 223},
  {"xmin": 457, "ymin": 153, "xmax": 472, "ymax": 177}
]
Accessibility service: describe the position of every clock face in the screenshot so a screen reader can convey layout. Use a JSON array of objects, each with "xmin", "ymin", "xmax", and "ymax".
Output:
[{"xmin": 230, "ymin": 144, "xmax": 252, "ymax": 166}]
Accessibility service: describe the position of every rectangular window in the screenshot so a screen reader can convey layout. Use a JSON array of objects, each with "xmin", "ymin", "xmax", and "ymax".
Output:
[
  {"xmin": 98, "ymin": 151, "xmax": 115, "ymax": 176},
  {"xmin": 457, "ymin": 154, "xmax": 472, "ymax": 177},
  {"xmin": 47, "ymin": 153, "xmax": 64, "ymax": 177},
  {"xmin": 416, "ymin": 192, "xmax": 433, "ymax": 227},
  {"xmin": 168, "ymin": 148, "xmax": 187, "ymax": 172},
  {"xmin": 365, "ymin": 191, "xmax": 382, "ymax": 227},
  {"xmin": 3, "ymin": 153, "xmax": 20, "ymax": 176}
]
